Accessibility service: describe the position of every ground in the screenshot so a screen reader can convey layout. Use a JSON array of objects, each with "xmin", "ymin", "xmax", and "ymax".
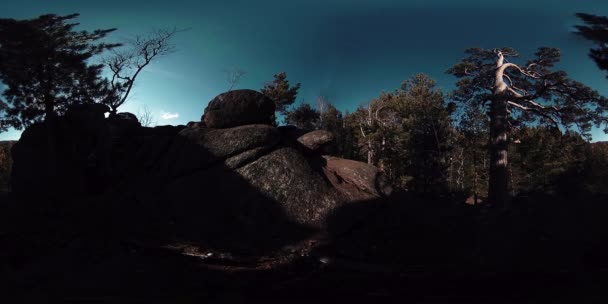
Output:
[{"xmin": 1, "ymin": 191, "xmax": 608, "ymax": 303}]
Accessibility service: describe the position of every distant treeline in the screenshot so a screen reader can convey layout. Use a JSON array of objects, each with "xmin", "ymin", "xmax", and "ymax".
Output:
[{"xmin": 279, "ymin": 74, "xmax": 608, "ymax": 198}]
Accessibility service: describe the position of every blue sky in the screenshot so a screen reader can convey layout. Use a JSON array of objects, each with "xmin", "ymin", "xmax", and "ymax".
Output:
[{"xmin": 1, "ymin": 0, "xmax": 608, "ymax": 141}]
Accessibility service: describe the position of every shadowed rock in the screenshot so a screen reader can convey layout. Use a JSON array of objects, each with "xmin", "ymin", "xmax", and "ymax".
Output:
[
  {"xmin": 322, "ymin": 156, "xmax": 393, "ymax": 201},
  {"xmin": 10, "ymin": 90, "xmax": 392, "ymax": 254},
  {"xmin": 157, "ymin": 124, "xmax": 281, "ymax": 178},
  {"xmin": 236, "ymin": 147, "xmax": 343, "ymax": 226},
  {"xmin": 202, "ymin": 89, "xmax": 275, "ymax": 128}
]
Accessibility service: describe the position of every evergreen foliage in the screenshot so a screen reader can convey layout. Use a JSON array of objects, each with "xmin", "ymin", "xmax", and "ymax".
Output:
[
  {"xmin": 261, "ymin": 72, "xmax": 301, "ymax": 117},
  {"xmin": 576, "ymin": 13, "xmax": 608, "ymax": 78},
  {"xmin": 0, "ymin": 14, "xmax": 118, "ymax": 129}
]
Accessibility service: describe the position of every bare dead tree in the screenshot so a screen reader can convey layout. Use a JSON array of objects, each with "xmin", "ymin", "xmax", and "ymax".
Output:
[
  {"xmin": 316, "ymin": 95, "xmax": 329, "ymax": 127},
  {"xmin": 103, "ymin": 27, "xmax": 181, "ymax": 115},
  {"xmin": 137, "ymin": 104, "xmax": 156, "ymax": 127},
  {"xmin": 225, "ymin": 68, "xmax": 246, "ymax": 91},
  {"xmin": 355, "ymin": 94, "xmax": 396, "ymax": 165}
]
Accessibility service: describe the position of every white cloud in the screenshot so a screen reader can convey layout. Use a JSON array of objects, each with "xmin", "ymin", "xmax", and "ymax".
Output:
[{"xmin": 160, "ymin": 111, "xmax": 179, "ymax": 120}]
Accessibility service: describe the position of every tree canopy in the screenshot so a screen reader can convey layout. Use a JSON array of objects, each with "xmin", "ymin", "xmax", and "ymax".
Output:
[
  {"xmin": 576, "ymin": 13, "xmax": 608, "ymax": 78},
  {"xmin": 0, "ymin": 13, "xmax": 118, "ymax": 129},
  {"xmin": 448, "ymin": 47, "xmax": 608, "ymax": 207},
  {"xmin": 285, "ymin": 103, "xmax": 318, "ymax": 130},
  {"xmin": 261, "ymin": 72, "xmax": 301, "ymax": 116}
]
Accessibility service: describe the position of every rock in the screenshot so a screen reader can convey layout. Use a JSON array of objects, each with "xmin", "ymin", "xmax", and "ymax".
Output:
[
  {"xmin": 322, "ymin": 156, "xmax": 393, "ymax": 201},
  {"xmin": 156, "ymin": 124, "xmax": 280, "ymax": 178},
  {"xmin": 115, "ymin": 112, "xmax": 139, "ymax": 122},
  {"xmin": 66, "ymin": 103, "xmax": 110, "ymax": 123},
  {"xmin": 179, "ymin": 124, "xmax": 279, "ymax": 159},
  {"xmin": 297, "ymin": 130, "xmax": 335, "ymax": 151},
  {"xmin": 224, "ymin": 146, "xmax": 274, "ymax": 169},
  {"xmin": 108, "ymin": 112, "xmax": 141, "ymax": 138},
  {"xmin": 235, "ymin": 147, "xmax": 343, "ymax": 226},
  {"xmin": 10, "ymin": 88, "xmax": 393, "ymax": 256},
  {"xmin": 202, "ymin": 89, "xmax": 275, "ymax": 128}
]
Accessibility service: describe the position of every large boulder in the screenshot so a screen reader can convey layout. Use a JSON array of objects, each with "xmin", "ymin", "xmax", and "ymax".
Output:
[
  {"xmin": 155, "ymin": 147, "xmax": 344, "ymax": 253},
  {"xmin": 202, "ymin": 89, "xmax": 275, "ymax": 128},
  {"xmin": 235, "ymin": 147, "xmax": 343, "ymax": 226}
]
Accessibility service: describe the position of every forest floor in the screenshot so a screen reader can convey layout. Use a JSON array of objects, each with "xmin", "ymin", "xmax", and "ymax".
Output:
[{"xmin": 1, "ymin": 191, "xmax": 608, "ymax": 303}]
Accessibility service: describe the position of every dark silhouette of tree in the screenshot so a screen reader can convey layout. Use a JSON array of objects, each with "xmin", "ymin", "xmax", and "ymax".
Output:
[
  {"xmin": 319, "ymin": 102, "xmax": 343, "ymax": 132},
  {"xmin": 394, "ymin": 74, "xmax": 452, "ymax": 192},
  {"xmin": 0, "ymin": 13, "xmax": 118, "ymax": 129},
  {"xmin": 451, "ymin": 104, "xmax": 489, "ymax": 202},
  {"xmin": 261, "ymin": 72, "xmax": 301, "ymax": 117},
  {"xmin": 103, "ymin": 28, "xmax": 179, "ymax": 115},
  {"xmin": 448, "ymin": 47, "xmax": 608, "ymax": 209},
  {"xmin": 509, "ymin": 127, "xmax": 586, "ymax": 193},
  {"xmin": 340, "ymin": 74, "xmax": 453, "ymax": 191},
  {"xmin": 345, "ymin": 93, "xmax": 397, "ymax": 166},
  {"xmin": 285, "ymin": 103, "xmax": 319, "ymax": 130},
  {"xmin": 576, "ymin": 13, "xmax": 608, "ymax": 78}
]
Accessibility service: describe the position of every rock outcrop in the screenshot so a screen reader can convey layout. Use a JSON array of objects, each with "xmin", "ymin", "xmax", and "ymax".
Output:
[{"xmin": 10, "ymin": 90, "xmax": 391, "ymax": 253}]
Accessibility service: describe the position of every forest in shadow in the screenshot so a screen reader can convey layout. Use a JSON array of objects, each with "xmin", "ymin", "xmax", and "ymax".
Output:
[{"xmin": 1, "ymin": 12, "xmax": 608, "ymax": 303}]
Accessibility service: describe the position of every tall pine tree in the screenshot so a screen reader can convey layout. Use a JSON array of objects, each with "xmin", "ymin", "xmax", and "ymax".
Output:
[{"xmin": 448, "ymin": 47, "xmax": 608, "ymax": 209}]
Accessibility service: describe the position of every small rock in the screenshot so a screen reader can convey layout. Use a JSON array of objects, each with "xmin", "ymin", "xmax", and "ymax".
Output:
[{"xmin": 297, "ymin": 130, "xmax": 335, "ymax": 151}]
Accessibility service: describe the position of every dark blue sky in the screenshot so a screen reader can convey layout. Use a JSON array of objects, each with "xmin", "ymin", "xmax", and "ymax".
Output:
[{"xmin": 1, "ymin": 0, "xmax": 608, "ymax": 140}]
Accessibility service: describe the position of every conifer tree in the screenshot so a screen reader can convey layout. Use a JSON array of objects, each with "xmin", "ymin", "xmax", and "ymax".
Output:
[
  {"xmin": 261, "ymin": 72, "xmax": 301, "ymax": 117},
  {"xmin": 448, "ymin": 47, "xmax": 608, "ymax": 209},
  {"xmin": 0, "ymin": 13, "xmax": 118, "ymax": 129}
]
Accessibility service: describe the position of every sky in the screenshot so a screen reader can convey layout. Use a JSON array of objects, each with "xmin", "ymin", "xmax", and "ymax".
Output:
[{"xmin": 1, "ymin": 0, "xmax": 608, "ymax": 141}]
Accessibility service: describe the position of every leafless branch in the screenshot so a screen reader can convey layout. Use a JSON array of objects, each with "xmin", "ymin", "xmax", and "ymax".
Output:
[
  {"xmin": 225, "ymin": 68, "xmax": 246, "ymax": 91},
  {"xmin": 103, "ymin": 27, "xmax": 182, "ymax": 113},
  {"xmin": 137, "ymin": 104, "xmax": 156, "ymax": 127},
  {"xmin": 508, "ymin": 101, "xmax": 559, "ymax": 127}
]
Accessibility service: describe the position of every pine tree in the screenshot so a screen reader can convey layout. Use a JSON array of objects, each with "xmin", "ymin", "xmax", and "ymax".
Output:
[
  {"xmin": 261, "ymin": 72, "xmax": 301, "ymax": 118},
  {"xmin": 0, "ymin": 13, "xmax": 118, "ymax": 129},
  {"xmin": 285, "ymin": 103, "xmax": 319, "ymax": 130},
  {"xmin": 448, "ymin": 47, "xmax": 608, "ymax": 209},
  {"xmin": 576, "ymin": 13, "xmax": 608, "ymax": 78}
]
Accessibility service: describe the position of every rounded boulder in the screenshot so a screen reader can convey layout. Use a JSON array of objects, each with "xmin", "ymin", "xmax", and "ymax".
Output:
[{"xmin": 202, "ymin": 89, "xmax": 275, "ymax": 128}]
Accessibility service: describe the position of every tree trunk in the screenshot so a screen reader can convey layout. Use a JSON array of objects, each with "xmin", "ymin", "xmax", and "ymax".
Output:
[
  {"xmin": 367, "ymin": 141, "xmax": 373, "ymax": 165},
  {"xmin": 487, "ymin": 94, "xmax": 510, "ymax": 209}
]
